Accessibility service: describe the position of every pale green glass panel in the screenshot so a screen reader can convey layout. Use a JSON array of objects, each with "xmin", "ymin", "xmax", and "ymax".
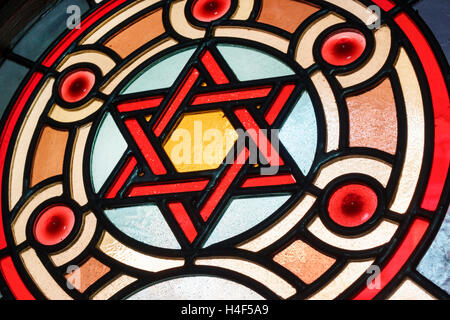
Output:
[
  {"xmin": 122, "ymin": 47, "xmax": 196, "ymax": 94},
  {"xmin": 217, "ymin": 44, "xmax": 295, "ymax": 81},
  {"xmin": 105, "ymin": 204, "xmax": 180, "ymax": 250},
  {"xmin": 204, "ymin": 195, "xmax": 291, "ymax": 247},
  {"xmin": 91, "ymin": 113, "xmax": 128, "ymax": 192},
  {"xmin": 279, "ymin": 91, "xmax": 317, "ymax": 175}
]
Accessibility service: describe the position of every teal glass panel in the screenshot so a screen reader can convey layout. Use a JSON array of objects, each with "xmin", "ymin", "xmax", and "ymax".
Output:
[
  {"xmin": 0, "ymin": 60, "xmax": 29, "ymax": 117},
  {"xmin": 12, "ymin": 0, "xmax": 89, "ymax": 61}
]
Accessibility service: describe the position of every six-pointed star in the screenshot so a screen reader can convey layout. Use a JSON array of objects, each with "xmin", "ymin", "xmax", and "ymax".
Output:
[{"xmin": 102, "ymin": 46, "xmax": 304, "ymax": 245}]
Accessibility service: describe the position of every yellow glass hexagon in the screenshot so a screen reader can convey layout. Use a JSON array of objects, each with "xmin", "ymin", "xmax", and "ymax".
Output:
[{"xmin": 163, "ymin": 110, "xmax": 238, "ymax": 173}]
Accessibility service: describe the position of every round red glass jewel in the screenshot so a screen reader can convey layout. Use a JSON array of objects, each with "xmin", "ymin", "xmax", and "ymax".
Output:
[
  {"xmin": 34, "ymin": 205, "xmax": 75, "ymax": 246},
  {"xmin": 321, "ymin": 29, "xmax": 366, "ymax": 66},
  {"xmin": 192, "ymin": 0, "xmax": 231, "ymax": 22},
  {"xmin": 328, "ymin": 184, "xmax": 378, "ymax": 227},
  {"xmin": 59, "ymin": 69, "xmax": 96, "ymax": 103}
]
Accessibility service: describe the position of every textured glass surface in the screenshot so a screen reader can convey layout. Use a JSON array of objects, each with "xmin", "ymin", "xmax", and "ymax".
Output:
[
  {"xmin": 279, "ymin": 91, "xmax": 317, "ymax": 175},
  {"xmin": 105, "ymin": 204, "xmax": 181, "ymax": 249},
  {"xmin": 127, "ymin": 276, "xmax": 265, "ymax": 300},
  {"xmin": 122, "ymin": 47, "xmax": 196, "ymax": 94},
  {"xmin": 0, "ymin": 60, "xmax": 29, "ymax": 116},
  {"xmin": 418, "ymin": 207, "xmax": 450, "ymax": 293},
  {"xmin": 204, "ymin": 195, "xmax": 291, "ymax": 247},
  {"xmin": 0, "ymin": 0, "xmax": 448, "ymax": 301},
  {"xmin": 91, "ymin": 113, "xmax": 128, "ymax": 192},
  {"xmin": 217, "ymin": 44, "xmax": 295, "ymax": 81}
]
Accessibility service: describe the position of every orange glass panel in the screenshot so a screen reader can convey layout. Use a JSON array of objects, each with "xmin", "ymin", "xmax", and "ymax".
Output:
[
  {"xmin": 104, "ymin": 9, "xmax": 165, "ymax": 58},
  {"xmin": 66, "ymin": 257, "xmax": 110, "ymax": 293},
  {"xmin": 257, "ymin": 0, "xmax": 320, "ymax": 33},
  {"xmin": 346, "ymin": 79, "xmax": 397, "ymax": 154},
  {"xmin": 30, "ymin": 126, "xmax": 69, "ymax": 187},
  {"xmin": 274, "ymin": 240, "xmax": 335, "ymax": 284}
]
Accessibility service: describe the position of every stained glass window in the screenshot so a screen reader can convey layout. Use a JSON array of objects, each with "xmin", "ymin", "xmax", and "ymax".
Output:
[{"xmin": 0, "ymin": 0, "xmax": 448, "ymax": 301}]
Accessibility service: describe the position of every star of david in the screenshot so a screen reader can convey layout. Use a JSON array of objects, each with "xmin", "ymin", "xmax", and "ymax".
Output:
[{"xmin": 103, "ymin": 47, "xmax": 304, "ymax": 246}]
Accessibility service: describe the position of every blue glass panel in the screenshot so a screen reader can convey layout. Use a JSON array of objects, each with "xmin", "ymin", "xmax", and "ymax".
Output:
[
  {"xmin": 204, "ymin": 195, "xmax": 291, "ymax": 247},
  {"xmin": 279, "ymin": 91, "xmax": 317, "ymax": 175},
  {"xmin": 417, "ymin": 208, "xmax": 450, "ymax": 294},
  {"xmin": 0, "ymin": 60, "xmax": 29, "ymax": 118},
  {"xmin": 414, "ymin": 0, "xmax": 450, "ymax": 62},
  {"xmin": 91, "ymin": 113, "xmax": 128, "ymax": 192},
  {"xmin": 217, "ymin": 44, "xmax": 295, "ymax": 81},
  {"xmin": 122, "ymin": 47, "xmax": 196, "ymax": 94},
  {"xmin": 12, "ymin": 0, "xmax": 89, "ymax": 61},
  {"xmin": 105, "ymin": 204, "xmax": 180, "ymax": 250}
]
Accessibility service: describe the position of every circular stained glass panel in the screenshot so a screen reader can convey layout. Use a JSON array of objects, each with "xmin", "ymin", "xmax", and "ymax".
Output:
[{"xmin": 0, "ymin": 0, "xmax": 448, "ymax": 301}]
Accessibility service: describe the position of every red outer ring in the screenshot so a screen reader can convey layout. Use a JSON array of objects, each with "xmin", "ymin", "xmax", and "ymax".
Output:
[
  {"xmin": 0, "ymin": 72, "xmax": 43, "ymax": 251},
  {"xmin": 371, "ymin": 0, "xmax": 396, "ymax": 11},
  {"xmin": 354, "ymin": 218, "xmax": 429, "ymax": 299},
  {"xmin": 0, "ymin": 0, "xmax": 125, "ymax": 299},
  {"xmin": 0, "ymin": 256, "xmax": 35, "ymax": 300},
  {"xmin": 0, "ymin": 0, "xmax": 448, "ymax": 300},
  {"xmin": 353, "ymin": 3, "xmax": 449, "ymax": 299},
  {"xmin": 394, "ymin": 13, "xmax": 450, "ymax": 212}
]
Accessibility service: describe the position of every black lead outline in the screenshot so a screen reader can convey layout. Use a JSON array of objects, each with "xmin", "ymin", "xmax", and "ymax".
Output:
[{"xmin": 0, "ymin": 0, "xmax": 447, "ymax": 300}]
